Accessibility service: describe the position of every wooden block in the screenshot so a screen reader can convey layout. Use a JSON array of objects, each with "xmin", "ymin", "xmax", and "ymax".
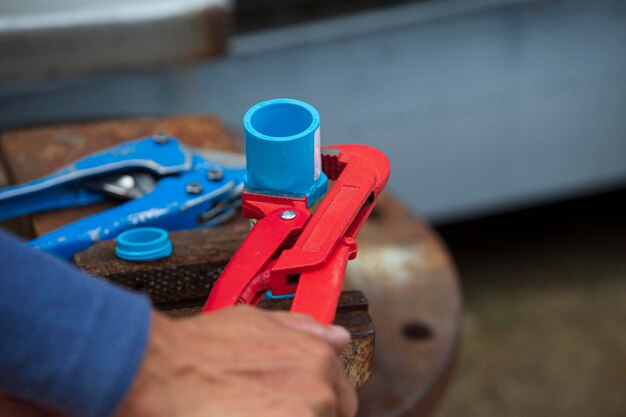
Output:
[{"xmin": 75, "ymin": 223, "xmax": 249, "ymax": 304}]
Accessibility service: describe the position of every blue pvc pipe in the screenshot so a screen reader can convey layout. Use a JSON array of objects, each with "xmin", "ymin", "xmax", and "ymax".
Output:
[{"xmin": 243, "ymin": 98, "xmax": 328, "ymax": 206}]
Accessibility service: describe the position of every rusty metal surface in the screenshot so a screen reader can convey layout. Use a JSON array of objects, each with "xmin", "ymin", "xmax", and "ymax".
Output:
[
  {"xmin": 0, "ymin": 116, "xmax": 238, "ymax": 237},
  {"xmin": 0, "ymin": 143, "xmax": 31, "ymax": 237},
  {"xmin": 0, "ymin": 116, "xmax": 462, "ymax": 417},
  {"xmin": 0, "ymin": 152, "xmax": 7, "ymax": 188},
  {"xmin": 346, "ymin": 194, "xmax": 462, "ymax": 417}
]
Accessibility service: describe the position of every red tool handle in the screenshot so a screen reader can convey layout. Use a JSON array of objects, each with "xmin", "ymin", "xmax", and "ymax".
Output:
[{"xmin": 290, "ymin": 243, "xmax": 352, "ymax": 323}]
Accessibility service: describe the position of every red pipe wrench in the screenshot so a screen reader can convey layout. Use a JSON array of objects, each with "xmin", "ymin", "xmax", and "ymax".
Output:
[{"xmin": 202, "ymin": 144, "xmax": 390, "ymax": 323}]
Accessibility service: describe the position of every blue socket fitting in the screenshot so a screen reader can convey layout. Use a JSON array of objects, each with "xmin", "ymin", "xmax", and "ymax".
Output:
[
  {"xmin": 262, "ymin": 290, "xmax": 295, "ymax": 301},
  {"xmin": 115, "ymin": 227, "xmax": 173, "ymax": 262},
  {"xmin": 243, "ymin": 98, "xmax": 328, "ymax": 207}
]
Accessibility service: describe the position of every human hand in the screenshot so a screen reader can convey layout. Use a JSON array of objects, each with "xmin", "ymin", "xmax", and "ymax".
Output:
[{"xmin": 115, "ymin": 307, "xmax": 358, "ymax": 417}]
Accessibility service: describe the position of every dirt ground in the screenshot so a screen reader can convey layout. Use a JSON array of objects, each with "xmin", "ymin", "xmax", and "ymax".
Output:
[{"xmin": 434, "ymin": 189, "xmax": 626, "ymax": 417}]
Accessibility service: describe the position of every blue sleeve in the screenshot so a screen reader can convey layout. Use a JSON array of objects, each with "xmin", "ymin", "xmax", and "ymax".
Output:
[{"xmin": 0, "ymin": 229, "xmax": 152, "ymax": 417}]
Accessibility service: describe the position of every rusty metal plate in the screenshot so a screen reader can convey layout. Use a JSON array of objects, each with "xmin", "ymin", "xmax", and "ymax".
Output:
[
  {"xmin": 0, "ymin": 148, "xmax": 31, "ymax": 236},
  {"xmin": 347, "ymin": 194, "xmax": 462, "ymax": 417},
  {"xmin": 0, "ymin": 152, "xmax": 7, "ymax": 188}
]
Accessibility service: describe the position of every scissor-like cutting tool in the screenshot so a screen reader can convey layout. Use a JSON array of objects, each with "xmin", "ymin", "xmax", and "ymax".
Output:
[
  {"xmin": 202, "ymin": 99, "xmax": 390, "ymax": 323},
  {"xmin": 0, "ymin": 134, "xmax": 246, "ymax": 259}
]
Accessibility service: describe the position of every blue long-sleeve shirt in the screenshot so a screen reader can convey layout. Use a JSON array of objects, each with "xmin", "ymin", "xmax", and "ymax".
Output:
[{"xmin": 0, "ymin": 229, "xmax": 151, "ymax": 417}]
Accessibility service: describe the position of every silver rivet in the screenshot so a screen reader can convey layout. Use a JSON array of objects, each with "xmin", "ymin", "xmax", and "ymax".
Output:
[
  {"xmin": 153, "ymin": 132, "xmax": 170, "ymax": 144},
  {"xmin": 117, "ymin": 175, "xmax": 136, "ymax": 190},
  {"xmin": 207, "ymin": 167, "xmax": 223, "ymax": 181},
  {"xmin": 280, "ymin": 210, "xmax": 296, "ymax": 220},
  {"xmin": 186, "ymin": 182, "xmax": 203, "ymax": 194}
]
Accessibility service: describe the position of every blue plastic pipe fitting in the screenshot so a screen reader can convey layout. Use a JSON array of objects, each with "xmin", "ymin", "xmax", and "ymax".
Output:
[
  {"xmin": 243, "ymin": 98, "xmax": 328, "ymax": 206},
  {"xmin": 115, "ymin": 227, "xmax": 173, "ymax": 261}
]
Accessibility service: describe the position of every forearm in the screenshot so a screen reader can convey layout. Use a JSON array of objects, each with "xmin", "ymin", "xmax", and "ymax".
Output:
[{"xmin": 0, "ymin": 230, "xmax": 151, "ymax": 417}]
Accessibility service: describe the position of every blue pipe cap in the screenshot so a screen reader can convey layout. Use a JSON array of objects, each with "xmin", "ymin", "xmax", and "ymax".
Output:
[
  {"xmin": 243, "ymin": 98, "xmax": 328, "ymax": 206},
  {"xmin": 115, "ymin": 227, "xmax": 173, "ymax": 262}
]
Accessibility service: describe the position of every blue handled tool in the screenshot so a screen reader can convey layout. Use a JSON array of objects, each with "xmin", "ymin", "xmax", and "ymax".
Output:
[{"xmin": 0, "ymin": 134, "xmax": 246, "ymax": 259}]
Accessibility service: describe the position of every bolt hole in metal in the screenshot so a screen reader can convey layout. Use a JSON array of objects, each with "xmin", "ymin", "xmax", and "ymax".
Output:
[{"xmin": 401, "ymin": 321, "xmax": 433, "ymax": 341}]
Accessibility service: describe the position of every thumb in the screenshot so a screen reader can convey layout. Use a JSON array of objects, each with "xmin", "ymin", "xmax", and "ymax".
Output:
[{"xmin": 271, "ymin": 312, "xmax": 351, "ymax": 354}]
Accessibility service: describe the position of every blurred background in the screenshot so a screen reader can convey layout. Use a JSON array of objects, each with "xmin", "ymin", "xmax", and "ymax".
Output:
[{"xmin": 1, "ymin": 0, "xmax": 625, "ymax": 415}]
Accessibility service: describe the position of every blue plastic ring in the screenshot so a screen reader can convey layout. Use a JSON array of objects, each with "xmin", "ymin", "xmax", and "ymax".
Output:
[
  {"xmin": 115, "ymin": 227, "xmax": 173, "ymax": 262},
  {"xmin": 243, "ymin": 98, "xmax": 320, "ymax": 142}
]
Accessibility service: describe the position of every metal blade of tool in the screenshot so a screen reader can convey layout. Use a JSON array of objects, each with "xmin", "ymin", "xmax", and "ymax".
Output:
[{"xmin": 82, "ymin": 171, "xmax": 157, "ymax": 201}]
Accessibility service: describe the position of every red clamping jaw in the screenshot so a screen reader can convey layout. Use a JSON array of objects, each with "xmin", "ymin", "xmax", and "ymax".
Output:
[{"xmin": 203, "ymin": 144, "xmax": 390, "ymax": 323}]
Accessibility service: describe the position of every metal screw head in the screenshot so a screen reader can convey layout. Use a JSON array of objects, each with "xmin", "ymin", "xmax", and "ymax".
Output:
[
  {"xmin": 153, "ymin": 132, "xmax": 170, "ymax": 144},
  {"xmin": 117, "ymin": 174, "xmax": 136, "ymax": 190},
  {"xmin": 280, "ymin": 210, "xmax": 297, "ymax": 220},
  {"xmin": 186, "ymin": 182, "xmax": 203, "ymax": 195},
  {"xmin": 207, "ymin": 167, "xmax": 223, "ymax": 181}
]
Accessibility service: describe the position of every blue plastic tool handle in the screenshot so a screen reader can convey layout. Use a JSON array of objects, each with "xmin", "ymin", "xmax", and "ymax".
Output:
[
  {"xmin": 27, "ymin": 156, "xmax": 246, "ymax": 260},
  {"xmin": 243, "ymin": 98, "xmax": 328, "ymax": 206},
  {"xmin": 0, "ymin": 137, "xmax": 192, "ymax": 222}
]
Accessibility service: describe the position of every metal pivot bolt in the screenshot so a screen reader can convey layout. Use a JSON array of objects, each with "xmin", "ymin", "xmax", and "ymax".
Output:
[
  {"xmin": 207, "ymin": 167, "xmax": 223, "ymax": 181},
  {"xmin": 186, "ymin": 182, "xmax": 203, "ymax": 195},
  {"xmin": 280, "ymin": 210, "xmax": 297, "ymax": 220},
  {"xmin": 153, "ymin": 132, "xmax": 170, "ymax": 144},
  {"xmin": 118, "ymin": 175, "xmax": 136, "ymax": 190}
]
